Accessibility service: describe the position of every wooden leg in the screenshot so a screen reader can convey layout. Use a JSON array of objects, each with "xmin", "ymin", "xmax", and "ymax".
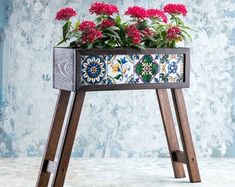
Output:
[
  {"xmin": 171, "ymin": 89, "xmax": 201, "ymax": 183},
  {"xmin": 51, "ymin": 91, "xmax": 86, "ymax": 187},
  {"xmin": 156, "ymin": 89, "xmax": 185, "ymax": 178},
  {"xmin": 36, "ymin": 90, "xmax": 71, "ymax": 187}
]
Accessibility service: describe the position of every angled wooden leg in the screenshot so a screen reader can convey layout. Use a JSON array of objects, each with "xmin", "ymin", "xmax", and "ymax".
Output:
[
  {"xmin": 156, "ymin": 89, "xmax": 185, "ymax": 178},
  {"xmin": 51, "ymin": 91, "xmax": 86, "ymax": 187},
  {"xmin": 171, "ymin": 89, "xmax": 201, "ymax": 183},
  {"xmin": 36, "ymin": 90, "xmax": 71, "ymax": 187}
]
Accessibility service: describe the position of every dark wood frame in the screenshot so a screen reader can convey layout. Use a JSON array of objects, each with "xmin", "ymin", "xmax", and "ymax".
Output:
[
  {"xmin": 53, "ymin": 48, "xmax": 190, "ymax": 92},
  {"xmin": 36, "ymin": 48, "xmax": 200, "ymax": 187}
]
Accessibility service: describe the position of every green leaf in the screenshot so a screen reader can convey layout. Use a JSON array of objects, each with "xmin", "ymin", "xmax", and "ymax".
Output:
[
  {"xmin": 63, "ymin": 20, "xmax": 71, "ymax": 41},
  {"xmin": 107, "ymin": 26, "xmax": 120, "ymax": 31},
  {"xmin": 115, "ymin": 15, "xmax": 121, "ymax": 26},
  {"xmin": 180, "ymin": 25, "xmax": 196, "ymax": 31},
  {"xmin": 74, "ymin": 20, "xmax": 80, "ymax": 30},
  {"xmin": 95, "ymin": 16, "xmax": 103, "ymax": 23},
  {"xmin": 137, "ymin": 20, "xmax": 148, "ymax": 30},
  {"xmin": 181, "ymin": 30, "xmax": 192, "ymax": 41},
  {"xmin": 103, "ymin": 30, "xmax": 120, "ymax": 39},
  {"xmin": 134, "ymin": 44, "xmax": 146, "ymax": 50},
  {"xmin": 160, "ymin": 30, "xmax": 167, "ymax": 38},
  {"xmin": 56, "ymin": 39, "xmax": 65, "ymax": 46},
  {"xmin": 87, "ymin": 43, "xmax": 93, "ymax": 49}
]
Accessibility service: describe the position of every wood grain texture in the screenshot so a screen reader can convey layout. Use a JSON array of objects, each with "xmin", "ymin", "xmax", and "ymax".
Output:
[
  {"xmin": 53, "ymin": 47, "xmax": 190, "ymax": 92},
  {"xmin": 36, "ymin": 90, "xmax": 70, "ymax": 187},
  {"xmin": 156, "ymin": 89, "xmax": 185, "ymax": 178},
  {"xmin": 53, "ymin": 48, "xmax": 76, "ymax": 91},
  {"xmin": 51, "ymin": 91, "xmax": 86, "ymax": 187},
  {"xmin": 171, "ymin": 89, "xmax": 201, "ymax": 183}
]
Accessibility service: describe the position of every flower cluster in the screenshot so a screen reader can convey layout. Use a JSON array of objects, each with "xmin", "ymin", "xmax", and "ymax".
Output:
[
  {"xmin": 126, "ymin": 25, "xmax": 141, "ymax": 44},
  {"xmin": 55, "ymin": 2, "xmax": 192, "ymax": 48},
  {"xmin": 167, "ymin": 26, "xmax": 182, "ymax": 40},
  {"xmin": 100, "ymin": 19, "xmax": 115, "ymax": 28},
  {"xmin": 147, "ymin": 9, "xmax": 167, "ymax": 23},
  {"xmin": 89, "ymin": 2, "xmax": 119, "ymax": 16},
  {"xmin": 163, "ymin": 3, "xmax": 187, "ymax": 16},
  {"xmin": 82, "ymin": 29, "xmax": 102, "ymax": 43},
  {"xmin": 125, "ymin": 6, "xmax": 148, "ymax": 20},
  {"xmin": 79, "ymin": 21, "xmax": 96, "ymax": 31},
  {"xmin": 55, "ymin": 7, "xmax": 77, "ymax": 21}
]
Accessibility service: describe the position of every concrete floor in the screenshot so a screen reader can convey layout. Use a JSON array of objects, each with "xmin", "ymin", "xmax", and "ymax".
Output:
[{"xmin": 0, "ymin": 158, "xmax": 234, "ymax": 187}]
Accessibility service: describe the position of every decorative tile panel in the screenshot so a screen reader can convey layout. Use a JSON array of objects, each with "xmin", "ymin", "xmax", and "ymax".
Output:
[
  {"xmin": 81, "ymin": 55, "xmax": 107, "ymax": 85},
  {"xmin": 159, "ymin": 54, "xmax": 184, "ymax": 83},
  {"xmin": 80, "ymin": 53, "xmax": 184, "ymax": 86},
  {"xmin": 107, "ymin": 55, "xmax": 134, "ymax": 85},
  {"xmin": 133, "ymin": 55, "xmax": 159, "ymax": 84}
]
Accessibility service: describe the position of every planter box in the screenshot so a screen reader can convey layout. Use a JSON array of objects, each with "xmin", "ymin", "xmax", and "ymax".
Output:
[{"xmin": 53, "ymin": 48, "xmax": 190, "ymax": 91}]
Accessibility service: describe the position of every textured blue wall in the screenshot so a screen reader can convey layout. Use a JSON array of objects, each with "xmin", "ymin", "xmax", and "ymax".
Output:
[
  {"xmin": 0, "ymin": 0, "xmax": 13, "ymax": 157},
  {"xmin": 0, "ymin": 0, "xmax": 235, "ymax": 158}
]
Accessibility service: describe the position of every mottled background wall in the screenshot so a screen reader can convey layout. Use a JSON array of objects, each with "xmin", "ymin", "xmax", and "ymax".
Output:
[{"xmin": 0, "ymin": 0, "xmax": 235, "ymax": 158}]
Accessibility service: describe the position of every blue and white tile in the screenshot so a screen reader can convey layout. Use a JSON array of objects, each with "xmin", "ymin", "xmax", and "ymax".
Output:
[
  {"xmin": 107, "ymin": 55, "xmax": 134, "ymax": 84},
  {"xmin": 81, "ymin": 55, "xmax": 107, "ymax": 85}
]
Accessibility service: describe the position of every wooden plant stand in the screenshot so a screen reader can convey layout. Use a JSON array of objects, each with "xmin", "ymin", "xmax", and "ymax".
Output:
[{"xmin": 36, "ymin": 48, "xmax": 201, "ymax": 187}]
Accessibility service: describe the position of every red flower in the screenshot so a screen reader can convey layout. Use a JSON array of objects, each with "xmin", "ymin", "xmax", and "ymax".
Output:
[
  {"xmin": 55, "ymin": 7, "xmax": 77, "ymax": 21},
  {"xmin": 82, "ymin": 29, "xmax": 102, "ymax": 43},
  {"xmin": 142, "ymin": 28, "xmax": 154, "ymax": 37},
  {"xmin": 79, "ymin": 21, "xmax": 96, "ymax": 31},
  {"xmin": 125, "ymin": 6, "xmax": 148, "ymax": 20},
  {"xmin": 126, "ymin": 24, "xmax": 141, "ymax": 44},
  {"xmin": 147, "ymin": 9, "xmax": 167, "ymax": 23},
  {"xmin": 100, "ymin": 19, "xmax": 115, "ymax": 28},
  {"xmin": 89, "ymin": 2, "xmax": 119, "ymax": 16},
  {"xmin": 163, "ymin": 3, "xmax": 187, "ymax": 16},
  {"xmin": 167, "ymin": 26, "xmax": 181, "ymax": 40}
]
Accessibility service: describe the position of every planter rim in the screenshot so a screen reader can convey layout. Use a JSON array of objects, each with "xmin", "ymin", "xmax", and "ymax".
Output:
[
  {"xmin": 54, "ymin": 47, "xmax": 189, "ymax": 50},
  {"xmin": 53, "ymin": 47, "xmax": 190, "ymax": 55}
]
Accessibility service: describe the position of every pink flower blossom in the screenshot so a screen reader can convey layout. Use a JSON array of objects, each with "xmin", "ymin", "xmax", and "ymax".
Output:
[
  {"xmin": 100, "ymin": 19, "xmax": 115, "ymax": 28},
  {"xmin": 55, "ymin": 7, "xmax": 77, "ymax": 21},
  {"xmin": 167, "ymin": 26, "xmax": 181, "ymax": 40},
  {"xmin": 142, "ymin": 28, "xmax": 155, "ymax": 37},
  {"xmin": 82, "ymin": 29, "xmax": 102, "ymax": 43},
  {"xmin": 126, "ymin": 24, "xmax": 141, "ymax": 44},
  {"xmin": 147, "ymin": 9, "xmax": 167, "ymax": 23},
  {"xmin": 163, "ymin": 3, "xmax": 187, "ymax": 16},
  {"xmin": 89, "ymin": 2, "xmax": 119, "ymax": 16},
  {"xmin": 79, "ymin": 21, "xmax": 96, "ymax": 31},
  {"xmin": 125, "ymin": 6, "xmax": 148, "ymax": 20}
]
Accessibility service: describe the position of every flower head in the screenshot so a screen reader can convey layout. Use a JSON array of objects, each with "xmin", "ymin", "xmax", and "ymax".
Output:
[
  {"xmin": 55, "ymin": 7, "xmax": 77, "ymax": 21},
  {"xmin": 142, "ymin": 28, "xmax": 155, "ymax": 37},
  {"xmin": 126, "ymin": 24, "xmax": 141, "ymax": 44},
  {"xmin": 79, "ymin": 21, "xmax": 96, "ymax": 31},
  {"xmin": 82, "ymin": 29, "xmax": 102, "ymax": 43},
  {"xmin": 100, "ymin": 19, "xmax": 115, "ymax": 28},
  {"xmin": 147, "ymin": 9, "xmax": 167, "ymax": 23},
  {"xmin": 167, "ymin": 26, "xmax": 181, "ymax": 40},
  {"xmin": 163, "ymin": 3, "xmax": 187, "ymax": 16},
  {"xmin": 89, "ymin": 2, "xmax": 119, "ymax": 16},
  {"xmin": 125, "ymin": 6, "xmax": 148, "ymax": 20}
]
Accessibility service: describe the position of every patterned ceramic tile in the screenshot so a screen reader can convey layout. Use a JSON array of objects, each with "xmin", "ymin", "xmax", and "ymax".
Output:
[
  {"xmin": 133, "ymin": 54, "xmax": 159, "ymax": 83},
  {"xmin": 159, "ymin": 54, "xmax": 184, "ymax": 83},
  {"xmin": 80, "ymin": 53, "xmax": 184, "ymax": 86},
  {"xmin": 107, "ymin": 55, "xmax": 134, "ymax": 85},
  {"xmin": 81, "ymin": 55, "xmax": 107, "ymax": 85}
]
